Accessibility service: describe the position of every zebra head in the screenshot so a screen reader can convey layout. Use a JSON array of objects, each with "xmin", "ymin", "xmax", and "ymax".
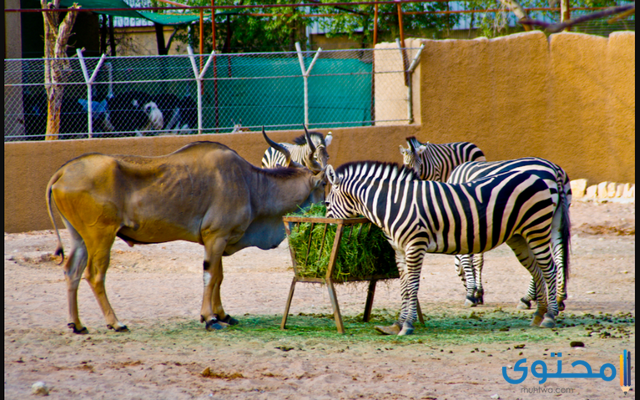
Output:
[
  {"xmin": 325, "ymin": 164, "xmax": 358, "ymax": 219},
  {"xmin": 400, "ymin": 137, "xmax": 426, "ymax": 178}
]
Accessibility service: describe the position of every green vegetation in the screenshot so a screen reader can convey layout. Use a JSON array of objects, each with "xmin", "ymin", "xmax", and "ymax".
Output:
[
  {"xmin": 79, "ymin": 310, "xmax": 635, "ymax": 350},
  {"xmin": 286, "ymin": 204, "xmax": 398, "ymax": 282}
]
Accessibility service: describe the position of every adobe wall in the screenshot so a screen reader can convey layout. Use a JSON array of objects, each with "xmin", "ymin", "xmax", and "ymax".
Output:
[
  {"xmin": 4, "ymin": 125, "xmax": 420, "ymax": 233},
  {"xmin": 407, "ymin": 31, "xmax": 635, "ymax": 185}
]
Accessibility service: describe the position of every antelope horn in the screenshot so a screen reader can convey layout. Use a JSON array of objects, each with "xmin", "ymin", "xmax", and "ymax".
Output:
[
  {"xmin": 303, "ymin": 124, "xmax": 316, "ymax": 153},
  {"xmin": 262, "ymin": 126, "xmax": 291, "ymax": 167}
]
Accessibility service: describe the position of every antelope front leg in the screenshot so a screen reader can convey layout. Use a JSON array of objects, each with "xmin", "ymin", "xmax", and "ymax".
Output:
[{"xmin": 200, "ymin": 236, "xmax": 230, "ymax": 331}]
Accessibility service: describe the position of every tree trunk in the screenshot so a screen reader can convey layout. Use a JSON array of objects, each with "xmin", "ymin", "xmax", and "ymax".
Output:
[
  {"xmin": 498, "ymin": 0, "xmax": 532, "ymax": 31},
  {"xmin": 155, "ymin": 23, "xmax": 168, "ymax": 55},
  {"xmin": 41, "ymin": 0, "xmax": 79, "ymax": 140}
]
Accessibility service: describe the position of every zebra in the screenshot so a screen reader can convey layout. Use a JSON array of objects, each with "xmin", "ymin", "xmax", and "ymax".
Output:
[
  {"xmin": 449, "ymin": 158, "xmax": 572, "ymax": 311},
  {"xmin": 325, "ymin": 161, "xmax": 569, "ymax": 335},
  {"xmin": 262, "ymin": 126, "xmax": 332, "ymax": 173},
  {"xmin": 399, "ymin": 136, "xmax": 486, "ymax": 181}
]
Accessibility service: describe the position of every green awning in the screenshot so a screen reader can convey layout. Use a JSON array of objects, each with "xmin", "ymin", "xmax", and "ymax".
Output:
[{"xmin": 60, "ymin": 0, "xmax": 208, "ymax": 25}]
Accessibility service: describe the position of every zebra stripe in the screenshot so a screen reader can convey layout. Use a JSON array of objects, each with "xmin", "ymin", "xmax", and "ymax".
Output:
[
  {"xmin": 448, "ymin": 158, "xmax": 571, "ymax": 310},
  {"xmin": 262, "ymin": 131, "xmax": 331, "ymax": 171},
  {"xmin": 325, "ymin": 161, "xmax": 566, "ymax": 336},
  {"xmin": 400, "ymin": 137, "xmax": 486, "ymax": 181}
]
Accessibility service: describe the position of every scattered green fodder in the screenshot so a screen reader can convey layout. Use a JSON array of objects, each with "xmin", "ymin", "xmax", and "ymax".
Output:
[
  {"xmin": 101, "ymin": 310, "xmax": 634, "ymax": 349},
  {"xmin": 286, "ymin": 204, "xmax": 398, "ymax": 282}
]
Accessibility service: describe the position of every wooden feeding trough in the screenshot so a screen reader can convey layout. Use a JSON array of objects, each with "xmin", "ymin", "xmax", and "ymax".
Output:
[{"xmin": 281, "ymin": 216, "xmax": 424, "ymax": 334}]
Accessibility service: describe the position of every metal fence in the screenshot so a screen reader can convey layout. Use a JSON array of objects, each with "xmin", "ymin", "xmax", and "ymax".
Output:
[{"xmin": 4, "ymin": 46, "xmax": 423, "ymax": 141}]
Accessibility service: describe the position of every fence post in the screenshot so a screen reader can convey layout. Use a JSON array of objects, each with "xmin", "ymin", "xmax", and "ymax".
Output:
[
  {"xmin": 77, "ymin": 49, "xmax": 106, "ymax": 138},
  {"xmin": 406, "ymin": 44, "xmax": 424, "ymax": 124},
  {"xmin": 295, "ymin": 42, "xmax": 322, "ymax": 127},
  {"xmin": 187, "ymin": 46, "xmax": 216, "ymax": 134}
]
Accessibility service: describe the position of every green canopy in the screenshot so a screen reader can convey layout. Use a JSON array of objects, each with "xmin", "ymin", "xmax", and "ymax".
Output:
[{"xmin": 60, "ymin": 0, "xmax": 207, "ymax": 25}]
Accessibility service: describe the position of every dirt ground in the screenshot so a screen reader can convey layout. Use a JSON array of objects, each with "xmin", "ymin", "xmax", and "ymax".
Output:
[{"xmin": 4, "ymin": 200, "xmax": 635, "ymax": 400}]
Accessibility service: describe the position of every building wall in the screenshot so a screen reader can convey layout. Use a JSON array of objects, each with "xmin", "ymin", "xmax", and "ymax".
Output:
[
  {"xmin": 406, "ymin": 31, "xmax": 635, "ymax": 185},
  {"xmin": 4, "ymin": 31, "xmax": 635, "ymax": 233},
  {"xmin": 4, "ymin": 125, "xmax": 420, "ymax": 233}
]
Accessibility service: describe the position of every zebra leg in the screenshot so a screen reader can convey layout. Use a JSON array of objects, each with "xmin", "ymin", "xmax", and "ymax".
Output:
[
  {"xmin": 551, "ymin": 211, "xmax": 568, "ymax": 312},
  {"xmin": 455, "ymin": 255, "xmax": 478, "ymax": 307},
  {"xmin": 505, "ymin": 236, "xmax": 549, "ymax": 327},
  {"xmin": 375, "ymin": 248, "xmax": 406, "ymax": 335},
  {"xmin": 522, "ymin": 236, "xmax": 560, "ymax": 328},
  {"xmin": 397, "ymin": 245, "xmax": 426, "ymax": 336},
  {"xmin": 517, "ymin": 278, "xmax": 536, "ymax": 310},
  {"xmin": 472, "ymin": 253, "xmax": 485, "ymax": 304}
]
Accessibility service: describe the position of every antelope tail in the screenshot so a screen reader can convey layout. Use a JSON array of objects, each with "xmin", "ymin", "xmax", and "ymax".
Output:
[{"xmin": 46, "ymin": 170, "xmax": 65, "ymax": 265}]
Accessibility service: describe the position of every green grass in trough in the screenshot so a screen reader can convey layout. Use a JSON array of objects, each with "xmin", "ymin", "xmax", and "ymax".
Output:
[{"xmin": 286, "ymin": 204, "xmax": 398, "ymax": 282}]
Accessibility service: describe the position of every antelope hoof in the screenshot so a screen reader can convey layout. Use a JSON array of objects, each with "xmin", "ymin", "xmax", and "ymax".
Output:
[
  {"xmin": 205, "ymin": 318, "xmax": 228, "ymax": 331},
  {"xmin": 398, "ymin": 321, "xmax": 414, "ymax": 336},
  {"xmin": 107, "ymin": 324, "xmax": 129, "ymax": 332},
  {"xmin": 517, "ymin": 298, "xmax": 532, "ymax": 310},
  {"xmin": 68, "ymin": 323, "xmax": 88, "ymax": 335},
  {"xmin": 374, "ymin": 322, "xmax": 402, "ymax": 335},
  {"xmin": 531, "ymin": 312, "xmax": 544, "ymax": 327},
  {"xmin": 221, "ymin": 314, "xmax": 239, "ymax": 326}
]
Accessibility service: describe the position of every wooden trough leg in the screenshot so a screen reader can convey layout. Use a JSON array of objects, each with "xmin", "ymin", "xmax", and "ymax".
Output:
[
  {"xmin": 363, "ymin": 279, "xmax": 377, "ymax": 322},
  {"xmin": 326, "ymin": 279, "xmax": 345, "ymax": 334},
  {"xmin": 281, "ymin": 277, "xmax": 297, "ymax": 330}
]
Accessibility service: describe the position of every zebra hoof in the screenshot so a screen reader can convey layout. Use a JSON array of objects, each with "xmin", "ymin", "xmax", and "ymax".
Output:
[
  {"xmin": 531, "ymin": 312, "xmax": 544, "ymax": 327},
  {"xmin": 464, "ymin": 298, "xmax": 478, "ymax": 307},
  {"xmin": 374, "ymin": 322, "xmax": 402, "ymax": 335},
  {"xmin": 540, "ymin": 315, "xmax": 556, "ymax": 328},
  {"xmin": 558, "ymin": 300, "xmax": 566, "ymax": 312},
  {"xmin": 398, "ymin": 322, "xmax": 415, "ymax": 336},
  {"xmin": 517, "ymin": 298, "xmax": 532, "ymax": 310}
]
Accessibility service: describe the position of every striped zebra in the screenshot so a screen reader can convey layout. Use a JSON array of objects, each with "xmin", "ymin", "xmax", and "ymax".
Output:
[
  {"xmin": 449, "ymin": 158, "xmax": 572, "ymax": 311},
  {"xmin": 325, "ymin": 161, "xmax": 568, "ymax": 335},
  {"xmin": 262, "ymin": 126, "xmax": 332, "ymax": 172},
  {"xmin": 399, "ymin": 136, "xmax": 486, "ymax": 181}
]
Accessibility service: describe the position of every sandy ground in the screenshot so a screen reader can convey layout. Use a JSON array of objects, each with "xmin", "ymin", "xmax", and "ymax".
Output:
[{"xmin": 4, "ymin": 201, "xmax": 635, "ymax": 399}]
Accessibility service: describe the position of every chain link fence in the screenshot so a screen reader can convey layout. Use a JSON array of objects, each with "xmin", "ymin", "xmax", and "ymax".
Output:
[{"xmin": 4, "ymin": 46, "xmax": 422, "ymax": 141}]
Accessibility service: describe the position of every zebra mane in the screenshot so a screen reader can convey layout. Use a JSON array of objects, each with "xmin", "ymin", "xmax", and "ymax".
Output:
[
  {"xmin": 292, "ymin": 131, "xmax": 324, "ymax": 146},
  {"xmin": 335, "ymin": 161, "xmax": 420, "ymax": 181}
]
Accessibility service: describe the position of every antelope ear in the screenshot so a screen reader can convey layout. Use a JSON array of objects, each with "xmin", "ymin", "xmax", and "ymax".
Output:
[
  {"xmin": 326, "ymin": 165, "xmax": 340, "ymax": 185},
  {"xmin": 324, "ymin": 132, "xmax": 333, "ymax": 146}
]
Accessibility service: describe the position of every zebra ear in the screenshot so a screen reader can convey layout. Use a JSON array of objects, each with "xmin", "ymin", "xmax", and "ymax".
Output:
[{"xmin": 326, "ymin": 165, "xmax": 340, "ymax": 186}]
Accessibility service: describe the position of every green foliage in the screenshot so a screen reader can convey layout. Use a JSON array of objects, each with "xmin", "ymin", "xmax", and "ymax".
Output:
[
  {"xmin": 170, "ymin": 0, "xmax": 311, "ymax": 53},
  {"xmin": 286, "ymin": 204, "xmax": 398, "ymax": 282},
  {"xmin": 315, "ymin": 0, "xmax": 461, "ymax": 44},
  {"xmin": 466, "ymin": 0, "xmax": 626, "ymax": 39}
]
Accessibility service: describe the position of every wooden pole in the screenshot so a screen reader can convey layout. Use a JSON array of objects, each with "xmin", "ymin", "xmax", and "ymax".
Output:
[
  {"xmin": 211, "ymin": 1, "xmax": 219, "ymax": 130},
  {"xmin": 561, "ymin": 0, "xmax": 571, "ymax": 31},
  {"xmin": 373, "ymin": 1, "xmax": 378, "ymax": 45},
  {"xmin": 397, "ymin": 1, "xmax": 409, "ymax": 86},
  {"xmin": 371, "ymin": 0, "xmax": 378, "ymax": 125}
]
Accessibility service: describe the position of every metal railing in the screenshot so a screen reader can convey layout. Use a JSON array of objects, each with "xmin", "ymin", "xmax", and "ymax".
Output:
[{"xmin": 4, "ymin": 45, "xmax": 424, "ymax": 141}]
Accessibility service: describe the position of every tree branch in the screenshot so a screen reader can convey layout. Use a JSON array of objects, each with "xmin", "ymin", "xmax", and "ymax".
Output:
[{"xmin": 520, "ymin": 3, "xmax": 635, "ymax": 33}]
